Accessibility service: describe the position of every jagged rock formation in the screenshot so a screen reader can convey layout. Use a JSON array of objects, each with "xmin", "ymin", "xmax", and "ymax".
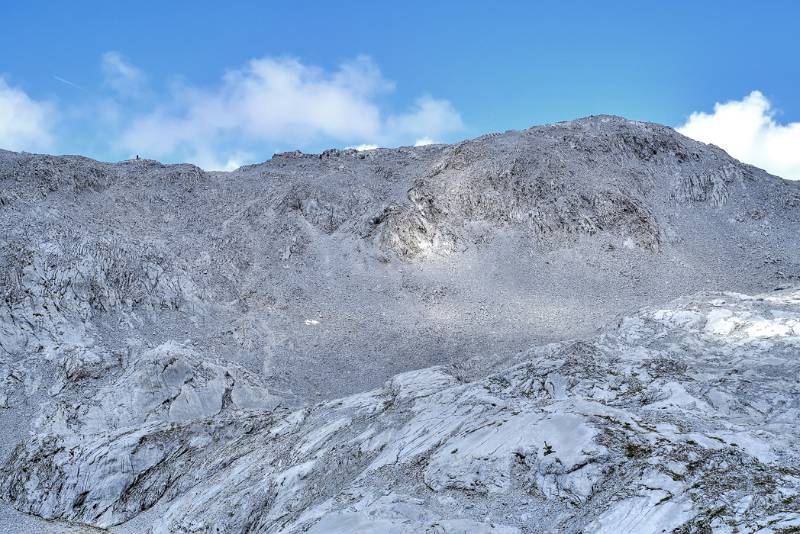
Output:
[
  {"xmin": 3, "ymin": 290, "xmax": 800, "ymax": 532},
  {"xmin": 1, "ymin": 115, "xmax": 800, "ymax": 532}
]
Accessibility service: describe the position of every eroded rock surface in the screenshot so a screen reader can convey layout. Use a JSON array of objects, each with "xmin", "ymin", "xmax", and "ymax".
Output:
[
  {"xmin": 2, "ymin": 116, "xmax": 799, "ymax": 403},
  {"xmin": 2, "ymin": 290, "xmax": 799, "ymax": 532},
  {"xmin": 2, "ymin": 116, "xmax": 800, "ymax": 532}
]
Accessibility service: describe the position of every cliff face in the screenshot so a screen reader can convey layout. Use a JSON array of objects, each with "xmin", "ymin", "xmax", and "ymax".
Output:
[{"xmin": 0, "ymin": 116, "xmax": 799, "ymax": 531}]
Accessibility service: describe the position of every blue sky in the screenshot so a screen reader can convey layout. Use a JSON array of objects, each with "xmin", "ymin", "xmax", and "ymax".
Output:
[{"xmin": 1, "ymin": 1, "xmax": 799, "ymax": 177}]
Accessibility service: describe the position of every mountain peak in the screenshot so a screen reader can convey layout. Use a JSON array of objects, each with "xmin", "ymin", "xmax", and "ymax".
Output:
[{"xmin": 1, "ymin": 117, "xmax": 799, "ymax": 532}]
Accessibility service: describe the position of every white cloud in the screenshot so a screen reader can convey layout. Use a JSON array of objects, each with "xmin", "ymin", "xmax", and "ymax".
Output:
[
  {"xmin": 387, "ymin": 96, "xmax": 462, "ymax": 142},
  {"xmin": 102, "ymin": 51, "xmax": 147, "ymax": 97},
  {"xmin": 198, "ymin": 150, "xmax": 255, "ymax": 172},
  {"xmin": 414, "ymin": 137, "xmax": 434, "ymax": 146},
  {"xmin": 117, "ymin": 55, "xmax": 463, "ymax": 169},
  {"xmin": 0, "ymin": 77, "xmax": 55, "ymax": 151},
  {"xmin": 350, "ymin": 144, "xmax": 379, "ymax": 151},
  {"xmin": 677, "ymin": 91, "xmax": 800, "ymax": 180}
]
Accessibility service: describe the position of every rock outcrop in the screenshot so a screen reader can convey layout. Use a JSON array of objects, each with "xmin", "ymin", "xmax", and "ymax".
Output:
[
  {"xmin": 1, "ymin": 116, "xmax": 800, "ymax": 531},
  {"xmin": 3, "ymin": 290, "xmax": 800, "ymax": 532}
]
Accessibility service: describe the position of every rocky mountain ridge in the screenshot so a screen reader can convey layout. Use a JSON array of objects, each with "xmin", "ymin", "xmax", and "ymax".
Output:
[{"xmin": 1, "ymin": 115, "xmax": 799, "ymax": 532}]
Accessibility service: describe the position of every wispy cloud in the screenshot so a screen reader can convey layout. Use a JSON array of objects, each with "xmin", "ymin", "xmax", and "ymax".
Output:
[
  {"xmin": 116, "ymin": 55, "xmax": 463, "ymax": 169},
  {"xmin": 5, "ymin": 54, "xmax": 463, "ymax": 167},
  {"xmin": 102, "ymin": 51, "xmax": 147, "ymax": 97},
  {"xmin": 678, "ymin": 91, "xmax": 800, "ymax": 180},
  {"xmin": 0, "ymin": 77, "xmax": 56, "ymax": 151}
]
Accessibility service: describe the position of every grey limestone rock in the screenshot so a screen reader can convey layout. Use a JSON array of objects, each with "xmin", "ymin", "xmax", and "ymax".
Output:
[{"xmin": 1, "ymin": 116, "xmax": 799, "ymax": 531}]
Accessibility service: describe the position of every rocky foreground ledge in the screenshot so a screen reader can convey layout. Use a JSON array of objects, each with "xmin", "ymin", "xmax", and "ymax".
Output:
[{"xmin": 2, "ymin": 288, "xmax": 799, "ymax": 533}]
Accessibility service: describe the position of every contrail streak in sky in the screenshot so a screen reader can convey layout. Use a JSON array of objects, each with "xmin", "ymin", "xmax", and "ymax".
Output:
[{"xmin": 53, "ymin": 75, "xmax": 85, "ymax": 91}]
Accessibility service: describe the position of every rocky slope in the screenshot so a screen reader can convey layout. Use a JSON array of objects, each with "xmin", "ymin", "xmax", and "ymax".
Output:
[
  {"xmin": 3, "ymin": 289, "xmax": 800, "ymax": 533},
  {"xmin": 1, "ymin": 115, "xmax": 799, "ymax": 532}
]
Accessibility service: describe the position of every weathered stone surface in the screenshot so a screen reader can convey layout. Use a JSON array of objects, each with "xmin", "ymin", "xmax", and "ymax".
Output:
[
  {"xmin": 2, "ymin": 290, "xmax": 799, "ymax": 532},
  {"xmin": 2, "ymin": 117, "xmax": 800, "ymax": 532}
]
